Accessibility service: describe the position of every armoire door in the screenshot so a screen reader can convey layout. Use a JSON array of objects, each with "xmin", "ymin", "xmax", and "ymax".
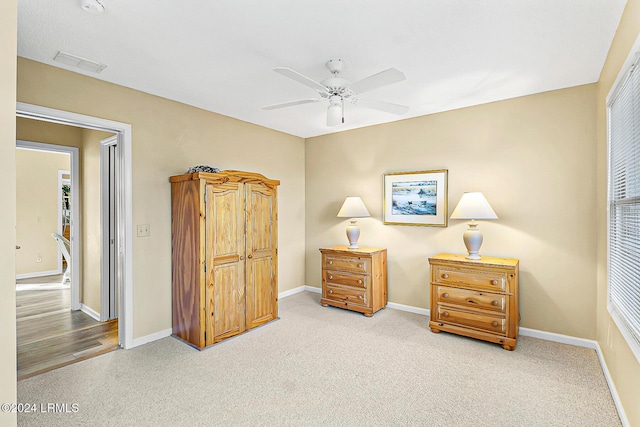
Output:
[
  {"xmin": 205, "ymin": 182, "xmax": 246, "ymax": 344},
  {"xmin": 245, "ymin": 182, "xmax": 278, "ymax": 329}
]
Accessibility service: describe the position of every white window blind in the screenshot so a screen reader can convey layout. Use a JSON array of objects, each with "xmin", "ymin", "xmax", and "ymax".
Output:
[{"xmin": 608, "ymin": 50, "xmax": 640, "ymax": 364}]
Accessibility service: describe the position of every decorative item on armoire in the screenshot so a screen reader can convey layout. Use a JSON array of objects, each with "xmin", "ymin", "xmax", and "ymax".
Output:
[
  {"xmin": 185, "ymin": 165, "xmax": 221, "ymax": 174},
  {"xmin": 337, "ymin": 196, "xmax": 370, "ymax": 249}
]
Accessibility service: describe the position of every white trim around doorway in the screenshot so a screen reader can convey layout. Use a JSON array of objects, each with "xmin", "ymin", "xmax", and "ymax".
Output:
[{"xmin": 16, "ymin": 102, "xmax": 134, "ymax": 350}]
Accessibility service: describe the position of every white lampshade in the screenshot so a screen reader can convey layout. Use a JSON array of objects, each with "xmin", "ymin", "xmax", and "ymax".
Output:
[
  {"xmin": 450, "ymin": 192, "xmax": 498, "ymax": 220},
  {"xmin": 337, "ymin": 196, "xmax": 370, "ymax": 218},
  {"xmin": 337, "ymin": 197, "xmax": 370, "ymax": 249},
  {"xmin": 450, "ymin": 192, "xmax": 497, "ymax": 260}
]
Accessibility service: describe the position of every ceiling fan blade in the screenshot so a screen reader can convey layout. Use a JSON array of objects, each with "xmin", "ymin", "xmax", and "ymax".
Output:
[
  {"xmin": 349, "ymin": 68, "xmax": 406, "ymax": 94},
  {"xmin": 274, "ymin": 67, "xmax": 327, "ymax": 93},
  {"xmin": 356, "ymin": 99, "xmax": 409, "ymax": 115},
  {"xmin": 262, "ymin": 98, "xmax": 320, "ymax": 110}
]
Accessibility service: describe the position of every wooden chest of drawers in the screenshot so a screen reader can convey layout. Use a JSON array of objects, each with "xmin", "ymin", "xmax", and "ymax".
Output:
[
  {"xmin": 320, "ymin": 246, "xmax": 387, "ymax": 317},
  {"xmin": 428, "ymin": 253, "xmax": 519, "ymax": 350}
]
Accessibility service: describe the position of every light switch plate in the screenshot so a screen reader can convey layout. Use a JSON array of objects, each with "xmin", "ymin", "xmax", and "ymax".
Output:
[{"xmin": 137, "ymin": 224, "xmax": 150, "ymax": 237}]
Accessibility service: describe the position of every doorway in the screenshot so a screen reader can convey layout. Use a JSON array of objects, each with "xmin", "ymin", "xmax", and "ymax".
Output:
[
  {"xmin": 15, "ymin": 133, "xmax": 121, "ymax": 378},
  {"xmin": 16, "ymin": 102, "xmax": 134, "ymax": 352}
]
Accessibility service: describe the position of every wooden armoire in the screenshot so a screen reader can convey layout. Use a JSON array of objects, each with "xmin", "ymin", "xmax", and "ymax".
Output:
[{"xmin": 169, "ymin": 170, "xmax": 279, "ymax": 349}]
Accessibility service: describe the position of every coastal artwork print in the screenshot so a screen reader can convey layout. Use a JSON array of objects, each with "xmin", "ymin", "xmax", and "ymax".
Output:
[
  {"xmin": 391, "ymin": 180, "xmax": 437, "ymax": 215},
  {"xmin": 384, "ymin": 170, "xmax": 448, "ymax": 226}
]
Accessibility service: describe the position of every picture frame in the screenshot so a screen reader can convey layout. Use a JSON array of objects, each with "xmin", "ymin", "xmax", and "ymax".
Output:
[{"xmin": 383, "ymin": 169, "xmax": 448, "ymax": 227}]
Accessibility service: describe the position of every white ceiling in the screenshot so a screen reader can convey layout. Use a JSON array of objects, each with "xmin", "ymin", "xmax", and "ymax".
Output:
[{"xmin": 17, "ymin": 0, "xmax": 626, "ymax": 138}]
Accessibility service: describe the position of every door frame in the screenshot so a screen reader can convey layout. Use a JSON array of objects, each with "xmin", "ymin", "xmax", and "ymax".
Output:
[
  {"xmin": 100, "ymin": 135, "xmax": 117, "ymax": 321},
  {"xmin": 57, "ymin": 169, "xmax": 70, "ymax": 274},
  {"xmin": 16, "ymin": 102, "xmax": 134, "ymax": 349},
  {"xmin": 16, "ymin": 141, "xmax": 79, "ymax": 306}
]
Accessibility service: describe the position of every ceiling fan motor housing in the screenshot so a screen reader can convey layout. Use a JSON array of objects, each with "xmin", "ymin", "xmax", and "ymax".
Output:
[
  {"xmin": 320, "ymin": 77, "xmax": 351, "ymax": 97},
  {"xmin": 326, "ymin": 59, "xmax": 345, "ymax": 74}
]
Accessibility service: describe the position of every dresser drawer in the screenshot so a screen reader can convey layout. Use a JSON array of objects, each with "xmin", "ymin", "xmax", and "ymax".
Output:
[
  {"xmin": 433, "ymin": 266, "xmax": 506, "ymax": 291},
  {"xmin": 325, "ymin": 271, "xmax": 367, "ymax": 289},
  {"xmin": 435, "ymin": 306, "xmax": 505, "ymax": 334},
  {"xmin": 325, "ymin": 284, "xmax": 368, "ymax": 307},
  {"xmin": 436, "ymin": 286, "xmax": 505, "ymax": 313},
  {"xmin": 324, "ymin": 255, "xmax": 370, "ymax": 274}
]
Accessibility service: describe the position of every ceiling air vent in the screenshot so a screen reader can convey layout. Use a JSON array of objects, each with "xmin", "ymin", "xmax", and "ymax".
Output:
[{"xmin": 53, "ymin": 51, "xmax": 107, "ymax": 73}]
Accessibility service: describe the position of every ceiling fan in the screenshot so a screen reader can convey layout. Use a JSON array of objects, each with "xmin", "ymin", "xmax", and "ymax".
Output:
[{"xmin": 263, "ymin": 59, "xmax": 409, "ymax": 126}]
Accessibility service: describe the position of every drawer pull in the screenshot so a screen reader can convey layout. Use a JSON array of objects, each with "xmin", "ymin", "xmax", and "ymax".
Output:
[
  {"xmin": 492, "ymin": 321, "xmax": 499, "ymax": 327},
  {"xmin": 358, "ymin": 295, "xmax": 363, "ymax": 300},
  {"xmin": 442, "ymin": 274, "xmax": 449, "ymax": 279},
  {"xmin": 328, "ymin": 290, "xmax": 333, "ymax": 294},
  {"xmin": 491, "ymin": 279, "xmax": 498, "ymax": 285},
  {"xmin": 328, "ymin": 260, "xmax": 333, "ymax": 265},
  {"xmin": 492, "ymin": 300, "xmax": 499, "ymax": 306},
  {"xmin": 358, "ymin": 279, "xmax": 363, "ymax": 284},
  {"xmin": 443, "ymin": 293, "xmax": 449, "ymax": 298},
  {"xmin": 328, "ymin": 275, "xmax": 333, "ymax": 280},
  {"xmin": 443, "ymin": 311, "xmax": 449, "ymax": 317},
  {"xmin": 358, "ymin": 263, "xmax": 363, "ymax": 268}
]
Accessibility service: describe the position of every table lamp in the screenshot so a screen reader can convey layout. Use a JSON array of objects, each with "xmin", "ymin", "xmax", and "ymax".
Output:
[
  {"xmin": 450, "ymin": 192, "xmax": 498, "ymax": 260},
  {"xmin": 337, "ymin": 196, "xmax": 370, "ymax": 249}
]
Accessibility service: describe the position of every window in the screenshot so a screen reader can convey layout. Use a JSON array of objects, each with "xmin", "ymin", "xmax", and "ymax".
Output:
[{"xmin": 607, "ymin": 40, "xmax": 640, "ymax": 363}]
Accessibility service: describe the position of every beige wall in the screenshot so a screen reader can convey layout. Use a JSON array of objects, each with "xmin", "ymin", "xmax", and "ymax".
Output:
[
  {"xmin": 306, "ymin": 84, "xmax": 598, "ymax": 340},
  {"xmin": 1, "ymin": 1, "xmax": 17, "ymax": 425},
  {"xmin": 596, "ymin": 0, "xmax": 640, "ymax": 424},
  {"xmin": 17, "ymin": 58, "xmax": 306, "ymax": 338},
  {"xmin": 15, "ymin": 149, "xmax": 70, "ymax": 275}
]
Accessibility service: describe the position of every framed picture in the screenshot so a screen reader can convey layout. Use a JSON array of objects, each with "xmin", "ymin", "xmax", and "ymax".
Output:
[{"xmin": 383, "ymin": 169, "xmax": 448, "ymax": 227}]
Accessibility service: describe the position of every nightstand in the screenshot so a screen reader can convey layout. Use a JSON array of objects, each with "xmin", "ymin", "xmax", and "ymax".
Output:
[
  {"xmin": 428, "ymin": 253, "xmax": 519, "ymax": 350},
  {"xmin": 319, "ymin": 245, "xmax": 387, "ymax": 317}
]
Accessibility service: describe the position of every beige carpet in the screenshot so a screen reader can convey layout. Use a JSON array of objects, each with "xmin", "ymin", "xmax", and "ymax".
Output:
[{"xmin": 17, "ymin": 291, "xmax": 621, "ymax": 426}]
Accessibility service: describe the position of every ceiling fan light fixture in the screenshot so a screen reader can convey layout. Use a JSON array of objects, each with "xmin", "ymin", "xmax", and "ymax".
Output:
[{"xmin": 327, "ymin": 96, "xmax": 342, "ymax": 126}]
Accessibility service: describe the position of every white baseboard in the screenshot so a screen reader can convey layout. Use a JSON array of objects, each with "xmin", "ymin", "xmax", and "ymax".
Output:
[
  {"xmin": 518, "ymin": 327, "xmax": 598, "ymax": 349},
  {"xmin": 279, "ymin": 285, "xmax": 320, "ymax": 299},
  {"xmin": 594, "ymin": 342, "xmax": 631, "ymax": 427},
  {"xmin": 129, "ymin": 328, "xmax": 172, "ymax": 349},
  {"xmin": 387, "ymin": 302, "xmax": 430, "ymax": 316},
  {"xmin": 16, "ymin": 269, "xmax": 60, "ymax": 280},
  {"xmin": 80, "ymin": 304, "xmax": 101, "ymax": 321}
]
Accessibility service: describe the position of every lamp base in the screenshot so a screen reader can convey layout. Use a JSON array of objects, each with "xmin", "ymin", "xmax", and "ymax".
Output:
[
  {"xmin": 346, "ymin": 220, "xmax": 360, "ymax": 249},
  {"xmin": 463, "ymin": 221, "xmax": 483, "ymax": 260}
]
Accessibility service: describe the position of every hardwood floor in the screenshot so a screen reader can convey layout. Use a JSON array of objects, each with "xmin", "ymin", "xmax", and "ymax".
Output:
[{"xmin": 16, "ymin": 275, "xmax": 119, "ymax": 380}]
